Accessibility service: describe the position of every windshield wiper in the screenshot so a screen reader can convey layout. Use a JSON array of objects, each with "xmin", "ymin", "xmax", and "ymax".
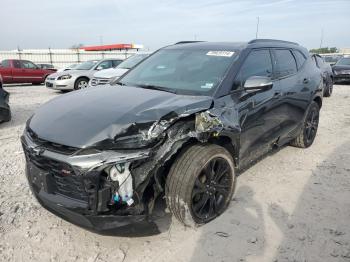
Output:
[{"xmin": 135, "ymin": 84, "xmax": 177, "ymax": 94}]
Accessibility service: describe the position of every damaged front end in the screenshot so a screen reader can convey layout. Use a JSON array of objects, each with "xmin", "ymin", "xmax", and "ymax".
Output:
[{"xmin": 22, "ymin": 95, "xmax": 241, "ymax": 232}]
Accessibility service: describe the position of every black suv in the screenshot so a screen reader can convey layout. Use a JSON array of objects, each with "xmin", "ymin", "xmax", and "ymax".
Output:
[{"xmin": 22, "ymin": 39, "xmax": 323, "ymax": 232}]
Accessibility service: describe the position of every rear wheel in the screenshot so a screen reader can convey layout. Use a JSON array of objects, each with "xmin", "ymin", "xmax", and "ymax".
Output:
[
  {"xmin": 166, "ymin": 144, "xmax": 236, "ymax": 226},
  {"xmin": 74, "ymin": 78, "xmax": 89, "ymax": 90},
  {"xmin": 290, "ymin": 101, "xmax": 320, "ymax": 148},
  {"xmin": 324, "ymin": 77, "xmax": 333, "ymax": 97}
]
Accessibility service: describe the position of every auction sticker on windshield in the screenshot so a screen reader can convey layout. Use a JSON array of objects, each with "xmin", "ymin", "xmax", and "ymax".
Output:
[
  {"xmin": 201, "ymin": 83, "xmax": 214, "ymax": 89},
  {"xmin": 206, "ymin": 51, "xmax": 235, "ymax": 57}
]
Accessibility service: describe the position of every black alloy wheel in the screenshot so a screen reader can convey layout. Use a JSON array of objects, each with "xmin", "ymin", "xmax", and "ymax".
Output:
[{"xmin": 191, "ymin": 157, "xmax": 233, "ymax": 222}]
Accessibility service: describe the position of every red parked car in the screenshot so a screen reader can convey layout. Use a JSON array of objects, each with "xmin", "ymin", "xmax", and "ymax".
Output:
[{"xmin": 0, "ymin": 59, "xmax": 56, "ymax": 85}]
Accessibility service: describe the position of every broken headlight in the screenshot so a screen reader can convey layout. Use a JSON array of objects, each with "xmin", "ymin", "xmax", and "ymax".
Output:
[
  {"xmin": 113, "ymin": 133, "xmax": 163, "ymax": 149},
  {"xmin": 113, "ymin": 121, "xmax": 169, "ymax": 149}
]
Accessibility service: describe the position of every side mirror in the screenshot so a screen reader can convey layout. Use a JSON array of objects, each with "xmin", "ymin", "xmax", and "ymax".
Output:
[
  {"xmin": 244, "ymin": 76, "xmax": 273, "ymax": 92},
  {"xmin": 96, "ymin": 66, "xmax": 103, "ymax": 71}
]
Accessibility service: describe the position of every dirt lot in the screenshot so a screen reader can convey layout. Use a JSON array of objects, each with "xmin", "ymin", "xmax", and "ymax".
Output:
[{"xmin": 0, "ymin": 84, "xmax": 349, "ymax": 262}]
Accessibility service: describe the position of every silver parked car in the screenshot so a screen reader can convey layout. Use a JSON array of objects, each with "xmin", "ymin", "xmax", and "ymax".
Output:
[
  {"xmin": 45, "ymin": 59, "xmax": 123, "ymax": 91},
  {"xmin": 89, "ymin": 53, "xmax": 150, "ymax": 87}
]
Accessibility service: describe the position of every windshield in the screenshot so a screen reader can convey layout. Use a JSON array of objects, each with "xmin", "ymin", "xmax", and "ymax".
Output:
[
  {"xmin": 117, "ymin": 54, "xmax": 149, "ymax": 69},
  {"xmin": 116, "ymin": 49, "xmax": 237, "ymax": 95},
  {"xmin": 336, "ymin": 57, "xmax": 350, "ymax": 66},
  {"xmin": 75, "ymin": 60, "xmax": 98, "ymax": 70}
]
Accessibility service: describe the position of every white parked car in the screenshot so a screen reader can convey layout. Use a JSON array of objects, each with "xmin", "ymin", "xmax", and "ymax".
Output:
[
  {"xmin": 89, "ymin": 53, "xmax": 151, "ymax": 87},
  {"xmin": 45, "ymin": 59, "xmax": 123, "ymax": 91}
]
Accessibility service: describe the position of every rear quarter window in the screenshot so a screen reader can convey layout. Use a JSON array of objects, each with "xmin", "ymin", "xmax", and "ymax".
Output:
[{"xmin": 293, "ymin": 50, "xmax": 307, "ymax": 69}]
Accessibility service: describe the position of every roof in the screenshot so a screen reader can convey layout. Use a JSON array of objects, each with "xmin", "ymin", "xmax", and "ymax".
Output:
[
  {"xmin": 166, "ymin": 42, "xmax": 247, "ymax": 51},
  {"xmin": 166, "ymin": 39, "xmax": 307, "ymax": 55}
]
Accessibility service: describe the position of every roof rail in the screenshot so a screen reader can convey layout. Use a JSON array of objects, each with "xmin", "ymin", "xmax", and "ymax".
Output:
[
  {"xmin": 175, "ymin": 41, "xmax": 205, "ymax": 45},
  {"xmin": 248, "ymin": 39, "xmax": 299, "ymax": 46}
]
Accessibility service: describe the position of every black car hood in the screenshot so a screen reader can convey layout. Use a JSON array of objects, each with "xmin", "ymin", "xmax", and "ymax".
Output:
[
  {"xmin": 29, "ymin": 86, "xmax": 213, "ymax": 148},
  {"xmin": 333, "ymin": 65, "xmax": 350, "ymax": 71}
]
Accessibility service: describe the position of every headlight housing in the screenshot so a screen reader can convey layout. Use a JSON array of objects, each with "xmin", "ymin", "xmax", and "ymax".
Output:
[
  {"xmin": 57, "ymin": 75, "xmax": 72, "ymax": 80},
  {"xmin": 113, "ymin": 133, "xmax": 163, "ymax": 149},
  {"xmin": 112, "ymin": 121, "xmax": 169, "ymax": 149}
]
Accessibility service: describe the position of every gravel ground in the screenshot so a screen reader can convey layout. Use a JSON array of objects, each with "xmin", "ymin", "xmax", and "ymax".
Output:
[{"xmin": 0, "ymin": 84, "xmax": 350, "ymax": 262}]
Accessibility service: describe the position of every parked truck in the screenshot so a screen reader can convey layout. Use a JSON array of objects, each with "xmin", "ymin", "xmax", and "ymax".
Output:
[{"xmin": 0, "ymin": 59, "xmax": 56, "ymax": 85}]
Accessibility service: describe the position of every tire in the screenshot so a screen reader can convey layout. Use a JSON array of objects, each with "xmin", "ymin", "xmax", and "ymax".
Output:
[
  {"xmin": 324, "ymin": 77, "xmax": 333, "ymax": 97},
  {"xmin": 290, "ymin": 101, "xmax": 320, "ymax": 148},
  {"xmin": 166, "ymin": 144, "xmax": 236, "ymax": 227},
  {"xmin": 74, "ymin": 77, "xmax": 89, "ymax": 90}
]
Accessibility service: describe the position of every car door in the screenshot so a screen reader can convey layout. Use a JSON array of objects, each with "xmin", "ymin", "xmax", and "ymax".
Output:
[
  {"xmin": 272, "ymin": 49, "xmax": 311, "ymax": 144},
  {"xmin": 11, "ymin": 60, "xmax": 25, "ymax": 83},
  {"xmin": 20, "ymin": 60, "xmax": 43, "ymax": 83},
  {"xmin": 0, "ymin": 60, "xmax": 14, "ymax": 83},
  {"xmin": 233, "ymin": 49, "xmax": 283, "ymax": 161}
]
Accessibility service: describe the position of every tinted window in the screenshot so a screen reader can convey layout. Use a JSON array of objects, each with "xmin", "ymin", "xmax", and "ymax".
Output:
[
  {"xmin": 293, "ymin": 50, "xmax": 306, "ymax": 69},
  {"xmin": 118, "ymin": 49, "xmax": 237, "ymax": 95},
  {"xmin": 1, "ymin": 60, "xmax": 10, "ymax": 67},
  {"xmin": 274, "ymin": 49, "xmax": 297, "ymax": 78},
  {"xmin": 13, "ymin": 60, "xmax": 21, "ymax": 68},
  {"xmin": 21, "ymin": 60, "xmax": 37, "ymax": 69},
  {"xmin": 234, "ymin": 49, "xmax": 272, "ymax": 89}
]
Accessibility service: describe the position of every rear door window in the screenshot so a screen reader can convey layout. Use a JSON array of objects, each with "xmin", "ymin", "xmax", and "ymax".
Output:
[
  {"xmin": 13, "ymin": 60, "xmax": 21, "ymax": 68},
  {"xmin": 274, "ymin": 49, "xmax": 297, "ymax": 78}
]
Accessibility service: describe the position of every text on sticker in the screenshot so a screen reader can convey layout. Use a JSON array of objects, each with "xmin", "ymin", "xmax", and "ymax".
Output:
[{"xmin": 206, "ymin": 51, "xmax": 235, "ymax": 57}]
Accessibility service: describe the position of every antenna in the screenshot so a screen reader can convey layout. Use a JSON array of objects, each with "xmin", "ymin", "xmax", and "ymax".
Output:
[
  {"xmin": 256, "ymin": 16, "xmax": 260, "ymax": 39},
  {"xmin": 319, "ymin": 28, "xmax": 324, "ymax": 48}
]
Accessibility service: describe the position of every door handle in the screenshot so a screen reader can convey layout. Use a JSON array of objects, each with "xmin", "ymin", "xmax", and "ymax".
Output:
[{"xmin": 303, "ymin": 78, "xmax": 310, "ymax": 84}]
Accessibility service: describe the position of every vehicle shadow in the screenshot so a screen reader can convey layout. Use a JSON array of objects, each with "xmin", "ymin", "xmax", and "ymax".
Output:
[
  {"xmin": 88, "ymin": 198, "xmax": 172, "ymax": 237},
  {"xmin": 188, "ymin": 141, "xmax": 350, "ymax": 262},
  {"xmin": 268, "ymin": 141, "xmax": 350, "ymax": 261},
  {"xmin": 187, "ymin": 185, "xmax": 266, "ymax": 261}
]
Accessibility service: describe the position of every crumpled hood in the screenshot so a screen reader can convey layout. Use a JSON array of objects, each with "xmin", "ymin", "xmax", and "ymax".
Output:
[
  {"xmin": 49, "ymin": 70, "xmax": 94, "ymax": 79},
  {"xmin": 29, "ymin": 86, "xmax": 213, "ymax": 148},
  {"xmin": 93, "ymin": 68, "xmax": 128, "ymax": 79}
]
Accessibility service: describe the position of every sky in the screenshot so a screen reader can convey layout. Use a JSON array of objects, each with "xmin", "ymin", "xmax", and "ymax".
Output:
[{"xmin": 1, "ymin": 0, "xmax": 350, "ymax": 51}]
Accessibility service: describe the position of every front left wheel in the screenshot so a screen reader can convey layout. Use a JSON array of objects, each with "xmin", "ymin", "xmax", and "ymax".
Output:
[
  {"xmin": 74, "ymin": 77, "xmax": 89, "ymax": 90},
  {"xmin": 166, "ymin": 144, "xmax": 236, "ymax": 227}
]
